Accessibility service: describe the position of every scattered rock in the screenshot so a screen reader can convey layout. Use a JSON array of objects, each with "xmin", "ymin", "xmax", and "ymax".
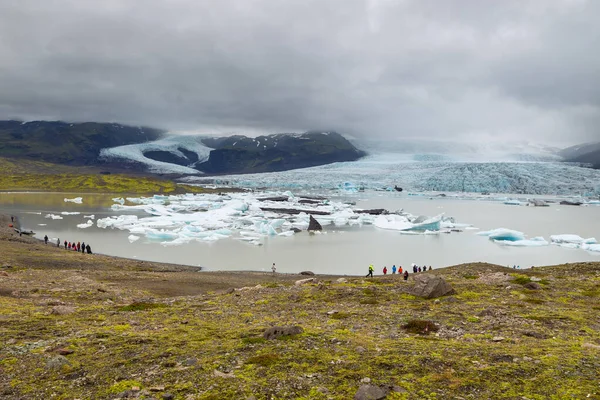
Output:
[
  {"xmin": 355, "ymin": 346, "xmax": 366, "ymax": 354},
  {"xmin": 299, "ymin": 271, "xmax": 315, "ymax": 276},
  {"xmin": 263, "ymin": 325, "xmax": 303, "ymax": 340},
  {"xmin": 225, "ymin": 288, "xmax": 235, "ymax": 294},
  {"xmin": 0, "ymin": 271, "xmax": 8, "ymax": 277},
  {"xmin": 522, "ymin": 331, "xmax": 549, "ymax": 339},
  {"xmin": 213, "ymin": 369, "xmax": 235, "ymax": 378},
  {"xmin": 492, "ymin": 336, "xmax": 505, "ymax": 342},
  {"xmin": 291, "ymin": 228, "xmax": 302, "ymax": 233},
  {"xmin": 56, "ymin": 348, "xmax": 74, "ymax": 355},
  {"xmin": 162, "ymin": 393, "xmax": 175, "ymax": 400},
  {"xmin": 530, "ymin": 277, "xmax": 542, "ymax": 282},
  {"xmin": 327, "ymin": 310, "xmax": 339, "ymax": 315},
  {"xmin": 46, "ymin": 355, "xmax": 71, "ymax": 370},
  {"xmin": 149, "ymin": 386, "xmax": 166, "ymax": 392},
  {"xmin": 523, "ymin": 282, "xmax": 542, "ymax": 290},
  {"xmin": 410, "ymin": 275, "xmax": 456, "ymax": 299},
  {"xmin": 360, "ymin": 377, "xmax": 371, "ymax": 383},
  {"xmin": 295, "ymin": 278, "xmax": 317, "ymax": 286},
  {"xmin": 50, "ymin": 306, "xmax": 76, "ymax": 315},
  {"xmin": 354, "ymin": 384, "xmax": 389, "ymax": 400},
  {"xmin": 582, "ymin": 343, "xmax": 600, "ymax": 350},
  {"xmin": 182, "ymin": 357, "xmax": 198, "ymax": 366},
  {"xmin": 308, "ymin": 215, "xmax": 322, "ymax": 231},
  {"xmin": 336, "ymin": 278, "xmax": 348, "ymax": 283}
]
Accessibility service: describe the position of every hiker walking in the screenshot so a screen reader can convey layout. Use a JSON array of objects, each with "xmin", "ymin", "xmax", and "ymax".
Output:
[
  {"xmin": 399, "ymin": 266, "xmax": 403, "ymax": 274},
  {"xmin": 383, "ymin": 266, "xmax": 388, "ymax": 275},
  {"xmin": 366, "ymin": 264, "xmax": 374, "ymax": 278},
  {"xmin": 64, "ymin": 240, "xmax": 67, "ymax": 249},
  {"xmin": 81, "ymin": 242, "xmax": 86, "ymax": 253},
  {"xmin": 76, "ymin": 242, "xmax": 81, "ymax": 252},
  {"xmin": 403, "ymin": 270, "xmax": 409, "ymax": 281},
  {"xmin": 44, "ymin": 235, "xmax": 48, "ymax": 245},
  {"xmin": 392, "ymin": 265, "xmax": 397, "ymax": 274},
  {"xmin": 85, "ymin": 244, "xmax": 92, "ymax": 254},
  {"xmin": 271, "ymin": 263, "xmax": 276, "ymax": 274},
  {"xmin": 11, "ymin": 216, "xmax": 14, "ymax": 223},
  {"xmin": 57, "ymin": 238, "xmax": 60, "ymax": 248}
]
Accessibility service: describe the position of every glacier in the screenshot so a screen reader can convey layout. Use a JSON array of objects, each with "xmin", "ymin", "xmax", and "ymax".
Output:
[
  {"xmin": 182, "ymin": 153, "xmax": 600, "ymax": 196},
  {"xmin": 100, "ymin": 135, "xmax": 213, "ymax": 174}
]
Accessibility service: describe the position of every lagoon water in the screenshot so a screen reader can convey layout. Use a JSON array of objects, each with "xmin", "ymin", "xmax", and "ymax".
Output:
[{"xmin": 1, "ymin": 192, "xmax": 599, "ymax": 275}]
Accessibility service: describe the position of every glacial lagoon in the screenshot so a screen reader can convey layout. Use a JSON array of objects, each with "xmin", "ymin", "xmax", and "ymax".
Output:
[{"xmin": 1, "ymin": 191, "xmax": 599, "ymax": 275}]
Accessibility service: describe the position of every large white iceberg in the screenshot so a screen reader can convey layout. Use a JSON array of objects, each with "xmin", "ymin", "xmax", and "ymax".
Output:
[
  {"xmin": 76, "ymin": 220, "xmax": 94, "ymax": 229},
  {"xmin": 64, "ymin": 197, "xmax": 83, "ymax": 204}
]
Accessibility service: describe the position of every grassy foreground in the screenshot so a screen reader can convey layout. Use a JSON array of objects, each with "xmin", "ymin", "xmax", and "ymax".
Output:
[
  {"xmin": 1, "ymin": 220, "xmax": 599, "ymax": 399},
  {"xmin": 0, "ymin": 157, "xmax": 208, "ymax": 194}
]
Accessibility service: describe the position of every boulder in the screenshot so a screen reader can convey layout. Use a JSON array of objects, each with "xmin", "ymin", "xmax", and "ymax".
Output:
[
  {"xmin": 51, "ymin": 306, "xmax": 76, "ymax": 315},
  {"xmin": 354, "ymin": 385, "xmax": 389, "ymax": 400},
  {"xmin": 523, "ymin": 282, "xmax": 541, "ymax": 290},
  {"xmin": 409, "ymin": 275, "xmax": 455, "ymax": 299},
  {"xmin": 295, "ymin": 278, "xmax": 317, "ymax": 286},
  {"xmin": 308, "ymin": 215, "xmax": 322, "ymax": 231},
  {"xmin": 0, "ymin": 271, "xmax": 8, "ymax": 277},
  {"xmin": 263, "ymin": 325, "xmax": 303, "ymax": 340},
  {"xmin": 46, "ymin": 355, "xmax": 72, "ymax": 370},
  {"xmin": 300, "ymin": 271, "xmax": 315, "ymax": 276},
  {"xmin": 291, "ymin": 228, "xmax": 302, "ymax": 233}
]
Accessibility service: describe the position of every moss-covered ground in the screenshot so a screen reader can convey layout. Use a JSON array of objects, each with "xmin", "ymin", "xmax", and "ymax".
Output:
[
  {"xmin": 1, "ymin": 222, "xmax": 599, "ymax": 399},
  {"xmin": 0, "ymin": 157, "xmax": 219, "ymax": 194}
]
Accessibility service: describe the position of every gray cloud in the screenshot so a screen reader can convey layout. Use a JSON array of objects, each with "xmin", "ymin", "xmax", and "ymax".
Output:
[{"xmin": 0, "ymin": 0, "xmax": 598, "ymax": 144}]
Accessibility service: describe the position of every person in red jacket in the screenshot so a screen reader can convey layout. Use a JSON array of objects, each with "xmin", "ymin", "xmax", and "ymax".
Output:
[
  {"xmin": 383, "ymin": 266, "xmax": 388, "ymax": 275},
  {"xmin": 399, "ymin": 266, "xmax": 403, "ymax": 274}
]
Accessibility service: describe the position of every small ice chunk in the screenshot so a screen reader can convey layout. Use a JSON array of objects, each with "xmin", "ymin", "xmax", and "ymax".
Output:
[
  {"xmin": 60, "ymin": 212, "xmax": 81, "ymax": 215},
  {"xmin": 64, "ymin": 197, "xmax": 83, "ymax": 204},
  {"xmin": 44, "ymin": 214, "xmax": 63, "ymax": 220},
  {"xmin": 113, "ymin": 197, "xmax": 126, "ymax": 205},
  {"xmin": 76, "ymin": 220, "xmax": 94, "ymax": 229},
  {"xmin": 83, "ymin": 215, "xmax": 95, "ymax": 219},
  {"xmin": 128, "ymin": 235, "xmax": 140, "ymax": 243}
]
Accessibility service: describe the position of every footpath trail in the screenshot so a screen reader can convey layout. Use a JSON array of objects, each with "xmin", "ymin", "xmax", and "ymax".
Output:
[{"xmin": 1, "ymin": 212, "xmax": 599, "ymax": 399}]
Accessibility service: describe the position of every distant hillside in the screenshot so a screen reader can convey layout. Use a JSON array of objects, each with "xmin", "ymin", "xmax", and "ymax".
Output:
[
  {"xmin": 100, "ymin": 131, "xmax": 366, "ymax": 175},
  {"xmin": 560, "ymin": 142, "xmax": 600, "ymax": 169},
  {"xmin": 0, "ymin": 120, "xmax": 163, "ymax": 165},
  {"xmin": 198, "ymin": 131, "xmax": 366, "ymax": 174}
]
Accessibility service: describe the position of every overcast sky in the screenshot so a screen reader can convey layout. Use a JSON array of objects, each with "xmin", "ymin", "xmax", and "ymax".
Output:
[{"xmin": 0, "ymin": 0, "xmax": 598, "ymax": 144}]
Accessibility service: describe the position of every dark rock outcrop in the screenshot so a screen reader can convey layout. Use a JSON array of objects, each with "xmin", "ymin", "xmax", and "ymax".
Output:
[
  {"xmin": 0, "ymin": 120, "xmax": 163, "ymax": 166},
  {"xmin": 263, "ymin": 326, "xmax": 303, "ymax": 340},
  {"xmin": 410, "ymin": 275, "xmax": 456, "ymax": 299},
  {"xmin": 299, "ymin": 271, "xmax": 315, "ymax": 276},
  {"xmin": 308, "ymin": 215, "xmax": 323, "ymax": 231},
  {"xmin": 355, "ymin": 209, "xmax": 388, "ymax": 215},
  {"xmin": 260, "ymin": 207, "xmax": 330, "ymax": 216},
  {"xmin": 198, "ymin": 131, "xmax": 365, "ymax": 174},
  {"xmin": 524, "ymin": 282, "xmax": 542, "ymax": 290}
]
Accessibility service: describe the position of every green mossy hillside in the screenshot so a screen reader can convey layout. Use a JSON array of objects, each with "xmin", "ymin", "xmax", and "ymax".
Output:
[{"xmin": 1, "ymin": 260, "xmax": 599, "ymax": 399}]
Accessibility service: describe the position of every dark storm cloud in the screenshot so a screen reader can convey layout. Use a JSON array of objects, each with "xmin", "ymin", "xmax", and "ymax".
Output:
[{"xmin": 0, "ymin": 0, "xmax": 598, "ymax": 144}]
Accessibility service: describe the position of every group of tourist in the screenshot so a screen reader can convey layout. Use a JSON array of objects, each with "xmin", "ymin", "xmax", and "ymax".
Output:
[
  {"xmin": 367, "ymin": 263, "xmax": 433, "ymax": 280},
  {"xmin": 43, "ymin": 235, "xmax": 92, "ymax": 254}
]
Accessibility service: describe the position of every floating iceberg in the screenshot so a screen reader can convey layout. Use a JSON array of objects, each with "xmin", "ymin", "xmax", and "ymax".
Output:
[
  {"xmin": 45, "ymin": 214, "xmax": 63, "ymax": 220},
  {"xmin": 373, "ymin": 214, "xmax": 443, "ymax": 232},
  {"xmin": 503, "ymin": 200, "xmax": 522, "ymax": 206},
  {"xmin": 582, "ymin": 243, "xmax": 600, "ymax": 253},
  {"xmin": 128, "ymin": 235, "xmax": 140, "ymax": 243},
  {"xmin": 478, "ymin": 228, "xmax": 525, "ymax": 242},
  {"xmin": 478, "ymin": 228, "xmax": 548, "ymax": 247},
  {"xmin": 76, "ymin": 220, "xmax": 94, "ymax": 229},
  {"xmin": 64, "ymin": 197, "xmax": 83, "ymax": 204},
  {"xmin": 550, "ymin": 235, "xmax": 597, "ymax": 245},
  {"xmin": 60, "ymin": 212, "xmax": 81, "ymax": 215}
]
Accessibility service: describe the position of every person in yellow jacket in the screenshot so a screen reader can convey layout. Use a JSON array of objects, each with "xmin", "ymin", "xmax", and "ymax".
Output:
[{"xmin": 366, "ymin": 264, "xmax": 374, "ymax": 278}]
